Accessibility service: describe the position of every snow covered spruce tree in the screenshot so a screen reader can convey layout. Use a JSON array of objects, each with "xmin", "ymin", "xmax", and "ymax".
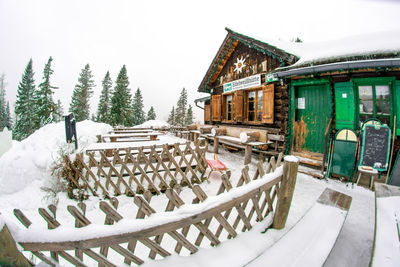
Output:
[
  {"xmin": 14, "ymin": 59, "xmax": 37, "ymax": 140},
  {"xmin": 167, "ymin": 106, "xmax": 176, "ymax": 126},
  {"xmin": 132, "ymin": 88, "xmax": 145, "ymax": 125},
  {"xmin": 0, "ymin": 73, "xmax": 7, "ymax": 129},
  {"xmin": 35, "ymin": 56, "xmax": 57, "ymax": 128},
  {"xmin": 69, "ymin": 64, "xmax": 95, "ymax": 121},
  {"xmin": 147, "ymin": 106, "xmax": 156, "ymax": 121},
  {"xmin": 97, "ymin": 71, "xmax": 113, "ymax": 124},
  {"xmin": 185, "ymin": 104, "xmax": 194, "ymax": 125},
  {"xmin": 5, "ymin": 101, "xmax": 12, "ymax": 129},
  {"xmin": 53, "ymin": 99, "xmax": 63, "ymax": 122},
  {"xmin": 110, "ymin": 65, "xmax": 133, "ymax": 126},
  {"xmin": 175, "ymin": 88, "xmax": 187, "ymax": 126}
]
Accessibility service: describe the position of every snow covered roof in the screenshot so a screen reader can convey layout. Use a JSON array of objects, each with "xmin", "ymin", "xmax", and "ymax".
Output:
[
  {"xmin": 228, "ymin": 27, "xmax": 400, "ymax": 69},
  {"xmin": 198, "ymin": 27, "xmax": 400, "ymax": 92}
]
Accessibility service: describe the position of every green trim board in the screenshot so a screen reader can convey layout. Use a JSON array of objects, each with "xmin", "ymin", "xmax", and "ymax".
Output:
[{"xmin": 359, "ymin": 124, "xmax": 391, "ymax": 171}]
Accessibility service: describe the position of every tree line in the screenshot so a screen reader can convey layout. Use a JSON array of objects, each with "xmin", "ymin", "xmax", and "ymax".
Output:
[
  {"xmin": 4, "ymin": 58, "xmax": 159, "ymax": 141},
  {"xmin": 167, "ymin": 88, "xmax": 194, "ymax": 127}
]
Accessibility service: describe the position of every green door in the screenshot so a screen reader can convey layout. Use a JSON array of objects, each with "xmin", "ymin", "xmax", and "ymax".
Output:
[{"xmin": 294, "ymin": 83, "xmax": 332, "ymax": 153}]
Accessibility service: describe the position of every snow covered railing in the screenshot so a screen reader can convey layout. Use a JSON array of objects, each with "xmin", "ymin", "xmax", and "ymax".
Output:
[
  {"xmin": 63, "ymin": 141, "xmax": 208, "ymax": 199},
  {"xmin": 11, "ymin": 155, "xmax": 298, "ymax": 266},
  {"xmin": 371, "ymin": 183, "xmax": 400, "ymax": 266},
  {"xmin": 247, "ymin": 188, "xmax": 352, "ymax": 267}
]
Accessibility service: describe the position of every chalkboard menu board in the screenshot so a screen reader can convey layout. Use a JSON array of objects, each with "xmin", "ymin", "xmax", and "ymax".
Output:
[
  {"xmin": 360, "ymin": 125, "xmax": 391, "ymax": 171},
  {"xmin": 389, "ymin": 152, "xmax": 400, "ymax": 186}
]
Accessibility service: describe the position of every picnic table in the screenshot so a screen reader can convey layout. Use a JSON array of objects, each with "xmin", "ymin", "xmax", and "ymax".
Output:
[{"xmin": 101, "ymin": 132, "xmax": 161, "ymax": 142}]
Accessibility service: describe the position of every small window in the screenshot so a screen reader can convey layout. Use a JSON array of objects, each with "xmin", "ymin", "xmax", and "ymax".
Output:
[
  {"xmin": 223, "ymin": 94, "xmax": 235, "ymax": 121},
  {"xmin": 226, "ymin": 95, "xmax": 233, "ymax": 120},
  {"xmin": 246, "ymin": 89, "xmax": 263, "ymax": 122},
  {"xmin": 358, "ymin": 83, "xmax": 392, "ymax": 126}
]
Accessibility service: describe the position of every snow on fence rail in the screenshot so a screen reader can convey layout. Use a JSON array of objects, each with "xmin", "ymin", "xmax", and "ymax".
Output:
[
  {"xmin": 10, "ymin": 154, "xmax": 297, "ymax": 267},
  {"xmin": 63, "ymin": 141, "xmax": 208, "ymax": 199}
]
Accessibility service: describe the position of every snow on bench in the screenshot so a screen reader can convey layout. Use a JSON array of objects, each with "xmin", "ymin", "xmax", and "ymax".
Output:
[
  {"xmin": 372, "ymin": 183, "xmax": 400, "ymax": 266},
  {"xmin": 246, "ymin": 188, "xmax": 352, "ymax": 267}
]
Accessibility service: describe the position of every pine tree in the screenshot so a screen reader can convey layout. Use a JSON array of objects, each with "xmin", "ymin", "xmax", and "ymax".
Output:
[
  {"xmin": 35, "ymin": 56, "xmax": 57, "ymax": 128},
  {"xmin": 14, "ymin": 59, "xmax": 37, "ymax": 140},
  {"xmin": 146, "ymin": 106, "xmax": 156, "ymax": 121},
  {"xmin": 175, "ymin": 88, "xmax": 187, "ymax": 126},
  {"xmin": 167, "ymin": 106, "xmax": 176, "ymax": 126},
  {"xmin": 5, "ymin": 101, "xmax": 12, "ymax": 129},
  {"xmin": 0, "ymin": 73, "xmax": 6, "ymax": 130},
  {"xmin": 97, "ymin": 71, "xmax": 113, "ymax": 123},
  {"xmin": 132, "ymin": 88, "xmax": 145, "ymax": 125},
  {"xmin": 185, "ymin": 104, "xmax": 194, "ymax": 126},
  {"xmin": 69, "ymin": 64, "xmax": 95, "ymax": 121},
  {"xmin": 53, "ymin": 99, "xmax": 63, "ymax": 122},
  {"xmin": 110, "ymin": 65, "xmax": 132, "ymax": 126}
]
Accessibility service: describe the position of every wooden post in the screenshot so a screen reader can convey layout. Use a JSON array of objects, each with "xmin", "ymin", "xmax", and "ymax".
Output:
[
  {"xmin": 244, "ymin": 144, "xmax": 252, "ymax": 165},
  {"xmin": 0, "ymin": 224, "xmax": 32, "ymax": 266},
  {"xmin": 213, "ymin": 136, "xmax": 219, "ymax": 154},
  {"xmin": 272, "ymin": 156, "xmax": 299, "ymax": 229}
]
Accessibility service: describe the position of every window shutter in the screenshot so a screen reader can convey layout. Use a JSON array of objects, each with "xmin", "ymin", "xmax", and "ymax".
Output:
[
  {"xmin": 235, "ymin": 90, "xmax": 244, "ymax": 122},
  {"xmin": 222, "ymin": 95, "xmax": 227, "ymax": 120},
  {"xmin": 334, "ymin": 82, "xmax": 355, "ymax": 130},
  {"xmin": 262, "ymin": 84, "xmax": 274, "ymax": 124},
  {"xmin": 211, "ymin": 94, "xmax": 221, "ymax": 121},
  {"xmin": 395, "ymin": 80, "xmax": 400, "ymax": 136},
  {"xmin": 204, "ymin": 104, "xmax": 210, "ymax": 123}
]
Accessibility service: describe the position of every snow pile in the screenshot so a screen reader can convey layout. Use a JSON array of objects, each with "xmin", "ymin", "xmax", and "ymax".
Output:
[
  {"xmin": 134, "ymin": 120, "xmax": 170, "ymax": 129},
  {"xmin": 0, "ymin": 127, "xmax": 12, "ymax": 157},
  {"xmin": 0, "ymin": 120, "xmax": 112, "ymax": 195}
]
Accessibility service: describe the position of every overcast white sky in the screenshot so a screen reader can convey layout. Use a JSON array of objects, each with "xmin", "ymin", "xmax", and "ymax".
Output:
[{"xmin": 1, "ymin": 0, "xmax": 400, "ymax": 122}]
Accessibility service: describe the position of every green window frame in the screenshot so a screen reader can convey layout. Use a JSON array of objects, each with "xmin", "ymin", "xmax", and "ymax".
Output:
[{"xmin": 354, "ymin": 77, "xmax": 395, "ymax": 129}]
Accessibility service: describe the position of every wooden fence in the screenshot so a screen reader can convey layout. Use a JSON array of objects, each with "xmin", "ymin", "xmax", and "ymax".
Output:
[
  {"xmin": 63, "ymin": 141, "xmax": 208, "ymax": 199},
  {"xmin": 12, "ymin": 155, "xmax": 297, "ymax": 267}
]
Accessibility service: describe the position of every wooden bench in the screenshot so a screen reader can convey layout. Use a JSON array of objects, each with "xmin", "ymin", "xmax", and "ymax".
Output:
[
  {"xmin": 101, "ymin": 132, "xmax": 161, "ymax": 142},
  {"xmin": 213, "ymin": 135, "xmax": 272, "ymax": 164},
  {"xmin": 371, "ymin": 183, "xmax": 400, "ymax": 266},
  {"xmin": 247, "ymin": 188, "xmax": 352, "ymax": 267},
  {"xmin": 112, "ymin": 129, "xmax": 153, "ymax": 134}
]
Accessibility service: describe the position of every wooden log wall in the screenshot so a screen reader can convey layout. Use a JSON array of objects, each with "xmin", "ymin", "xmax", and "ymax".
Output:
[
  {"xmin": 63, "ymin": 142, "xmax": 208, "ymax": 199},
  {"xmin": 214, "ymin": 42, "xmax": 281, "ymax": 86},
  {"xmin": 13, "ymin": 154, "xmax": 294, "ymax": 267}
]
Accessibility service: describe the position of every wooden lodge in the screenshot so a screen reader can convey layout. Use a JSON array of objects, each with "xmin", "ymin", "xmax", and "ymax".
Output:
[{"xmin": 196, "ymin": 27, "xmax": 400, "ymax": 179}]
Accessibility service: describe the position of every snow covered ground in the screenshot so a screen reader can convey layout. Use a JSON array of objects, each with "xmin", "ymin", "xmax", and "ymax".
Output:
[{"xmin": 0, "ymin": 120, "xmax": 386, "ymax": 266}]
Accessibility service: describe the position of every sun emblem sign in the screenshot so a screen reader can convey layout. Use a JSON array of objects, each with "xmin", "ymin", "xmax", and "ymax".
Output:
[{"xmin": 233, "ymin": 56, "xmax": 246, "ymax": 74}]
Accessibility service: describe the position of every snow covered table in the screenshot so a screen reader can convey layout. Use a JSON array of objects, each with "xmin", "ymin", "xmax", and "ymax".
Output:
[
  {"xmin": 246, "ymin": 188, "xmax": 352, "ymax": 267},
  {"xmin": 371, "ymin": 183, "xmax": 400, "ymax": 266},
  {"xmin": 101, "ymin": 132, "xmax": 162, "ymax": 142}
]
